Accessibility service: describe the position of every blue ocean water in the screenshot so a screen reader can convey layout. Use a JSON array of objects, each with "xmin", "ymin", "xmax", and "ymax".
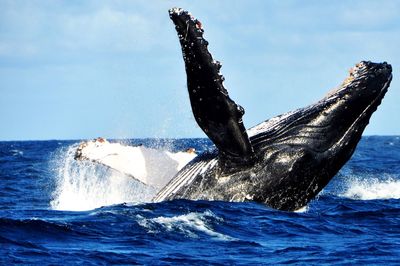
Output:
[{"xmin": 1, "ymin": 137, "xmax": 400, "ymax": 265}]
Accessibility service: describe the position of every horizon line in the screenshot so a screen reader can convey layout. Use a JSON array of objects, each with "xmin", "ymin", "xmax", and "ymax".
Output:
[{"xmin": 1, "ymin": 135, "xmax": 399, "ymax": 142}]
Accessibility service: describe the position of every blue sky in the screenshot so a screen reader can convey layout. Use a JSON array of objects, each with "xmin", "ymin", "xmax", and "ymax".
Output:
[{"xmin": 0, "ymin": 0, "xmax": 399, "ymax": 140}]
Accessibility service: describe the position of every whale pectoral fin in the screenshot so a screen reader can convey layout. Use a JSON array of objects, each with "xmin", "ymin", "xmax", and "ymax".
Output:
[{"xmin": 169, "ymin": 8, "xmax": 254, "ymax": 166}]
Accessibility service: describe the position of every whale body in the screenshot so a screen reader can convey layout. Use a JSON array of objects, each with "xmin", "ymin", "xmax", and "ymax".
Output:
[{"xmin": 152, "ymin": 8, "xmax": 393, "ymax": 211}]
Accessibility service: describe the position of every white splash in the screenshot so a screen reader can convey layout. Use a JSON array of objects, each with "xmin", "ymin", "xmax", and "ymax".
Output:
[
  {"xmin": 294, "ymin": 205, "xmax": 309, "ymax": 213},
  {"xmin": 341, "ymin": 176, "xmax": 400, "ymax": 200},
  {"xmin": 138, "ymin": 210, "xmax": 233, "ymax": 241},
  {"xmin": 50, "ymin": 141, "xmax": 196, "ymax": 211},
  {"xmin": 50, "ymin": 144, "xmax": 157, "ymax": 211}
]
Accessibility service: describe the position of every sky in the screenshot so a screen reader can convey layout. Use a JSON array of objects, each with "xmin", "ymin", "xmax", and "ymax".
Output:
[{"xmin": 0, "ymin": 0, "xmax": 399, "ymax": 140}]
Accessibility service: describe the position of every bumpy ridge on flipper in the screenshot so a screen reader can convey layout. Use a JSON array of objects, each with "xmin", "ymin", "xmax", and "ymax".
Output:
[{"xmin": 169, "ymin": 8, "xmax": 255, "ymax": 169}]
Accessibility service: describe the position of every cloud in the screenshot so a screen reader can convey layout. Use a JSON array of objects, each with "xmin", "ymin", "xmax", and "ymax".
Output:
[
  {"xmin": 59, "ymin": 7, "xmax": 160, "ymax": 52},
  {"xmin": 0, "ymin": 2, "xmax": 172, "ymax": 62}
]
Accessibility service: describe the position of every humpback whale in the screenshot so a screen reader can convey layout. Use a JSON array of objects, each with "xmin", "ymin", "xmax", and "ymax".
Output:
[{"xmin": 152, "ymin": 8, "xmax": 393, "ymax": 211}]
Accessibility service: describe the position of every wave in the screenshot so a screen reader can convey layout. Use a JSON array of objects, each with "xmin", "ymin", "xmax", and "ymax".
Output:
[
  {"xmin": 0, "ymin": 217, "xmax": 86, "ymax": 239},
  {"xmin": 137, "ymin": 210, "xmax": 234, "ymax": 241},
  {"xmin": 340, "ymin": 176, "xmax": 400, "ymax": 200}
]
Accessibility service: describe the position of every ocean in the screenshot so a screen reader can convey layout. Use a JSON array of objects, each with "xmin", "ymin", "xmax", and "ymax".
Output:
[{"xmin": 1, "ymin": 137, "xmax": 399, "ymax": 265}]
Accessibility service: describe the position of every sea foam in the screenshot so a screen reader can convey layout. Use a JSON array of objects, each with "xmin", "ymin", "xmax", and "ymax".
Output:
[
  {"xmin": 137, "ymin": 210, "xmax": 234, "ymax": 241},
  {"xmin": 341, "ymin": 176, "xmax": 400, "ymax": 200}
]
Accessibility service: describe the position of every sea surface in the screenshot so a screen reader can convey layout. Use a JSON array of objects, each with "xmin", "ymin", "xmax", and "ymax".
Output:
[{"xmin": 1, "ymin": 136, "xmax": 400, "ymax": 265}]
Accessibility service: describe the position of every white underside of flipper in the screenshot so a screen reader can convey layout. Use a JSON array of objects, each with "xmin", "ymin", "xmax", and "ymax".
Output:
[{"xmin": 74, "ymin": 138, "xmax": 197, "ymax": 190}]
